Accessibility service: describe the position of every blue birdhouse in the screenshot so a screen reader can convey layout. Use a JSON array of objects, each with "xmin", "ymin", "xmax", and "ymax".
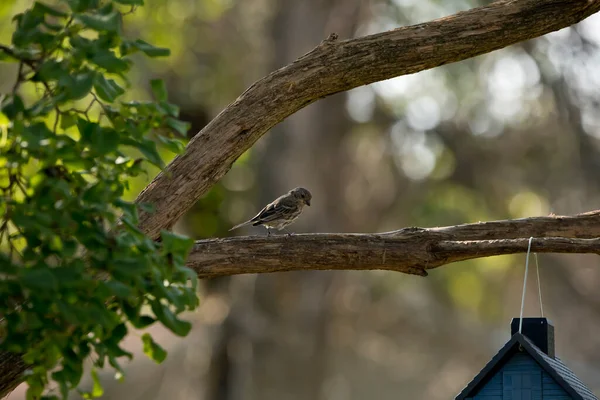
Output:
[{"xmin": 455, "ymin": 318, "xmax": 597, "ymax": 400}]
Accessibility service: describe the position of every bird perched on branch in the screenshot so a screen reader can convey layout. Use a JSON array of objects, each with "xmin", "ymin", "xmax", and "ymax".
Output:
[{"xmin": 229, "ymin": 187, "xmax": 312, "ymax": 235}]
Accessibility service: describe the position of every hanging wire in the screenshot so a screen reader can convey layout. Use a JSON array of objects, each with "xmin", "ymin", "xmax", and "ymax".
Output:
[
  {"xmin": 519, "ymin": 237, "xmax": 535, "ymax": 334},
  {"xmin": 534, "ymin": 253, "xmax": 544, "ymax": 317}
]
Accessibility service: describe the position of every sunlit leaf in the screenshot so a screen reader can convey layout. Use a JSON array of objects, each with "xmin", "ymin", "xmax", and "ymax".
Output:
[
  {"xmin": 19, "ymin": 267, "xmax": 58, "ymax": 291},
  {"xmin": 157, "ymin": 135, "xmax": 185, "ymax": 153},
  {"xmin": 91, "ymin": 369, "xmax": 104, "ymax": 398},
  {"xmin": 160, "ymin": 230, "xmax": 194, "ymax": 256},
  {"xmin": 141, "ymin": 333, "xmax": 167, "ymax": 363},
  {"xmin": 131, "ymin": 39, "xmax": 170, "ymax": 57},
  {"xmin": 93, "ymin": 74, "xmax": 125, "ymax": 102},
  {"xmin": 75, "ymin": 10, "xmax": 120, "ymax": 32},
  {"xmin": 166, "ymin": 117, "xmax": 190, "ymax": 136},
  {"xmin": 151, "ymin": 300, "xmax": 192, "ymax": 336},
  {"xmin": 150, "ymin": 79, "xmax": 167, "ymax": 101},
  {"xmin": 33, "ymin": 1, "xmax": 68, "ymax": 17},
  {"xmin": 114, "ymin": 0, "xmax": 144, "ymax": 5}
]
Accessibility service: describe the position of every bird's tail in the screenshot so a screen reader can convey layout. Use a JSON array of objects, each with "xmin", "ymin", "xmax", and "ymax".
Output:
[{"xmin": 229, "ymin": 220, "xmax": 253, "ymax": 231}]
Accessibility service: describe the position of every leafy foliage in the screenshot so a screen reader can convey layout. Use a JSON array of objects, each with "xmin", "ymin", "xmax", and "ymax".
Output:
[{"xmin": 0, "ymin": 1, "xmax": 198, "ymax": 398}]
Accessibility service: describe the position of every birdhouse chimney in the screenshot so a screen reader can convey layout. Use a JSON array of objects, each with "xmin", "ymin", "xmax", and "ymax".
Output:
[{"xmin": 511, "ymin": 317, "xmax": 555, "ymax": 358}]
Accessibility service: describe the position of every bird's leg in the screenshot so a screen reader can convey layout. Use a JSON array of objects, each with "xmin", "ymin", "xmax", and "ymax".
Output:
[{"xmin": 266, "ymin": 228, "xmax": 271, "ymax": 237}]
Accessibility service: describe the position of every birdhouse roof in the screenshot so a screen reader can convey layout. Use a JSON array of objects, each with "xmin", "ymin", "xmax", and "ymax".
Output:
[{"xmin": 455, "ymin": 333, "xmax": 598, "ymax": 400}]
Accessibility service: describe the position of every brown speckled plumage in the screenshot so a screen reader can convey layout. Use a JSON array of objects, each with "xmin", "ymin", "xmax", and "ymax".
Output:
[{"xmin": 229, "ymin": 187, "xmax": 312, "ymax": 235}]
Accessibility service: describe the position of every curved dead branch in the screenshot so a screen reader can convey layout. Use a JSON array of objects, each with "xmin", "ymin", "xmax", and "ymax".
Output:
[
  {"xmin": 134, "ymin": 0, "xmax": 600, "ymax": 240},
  {"xmin": 187, "ymin": 211, "xmax": 600, "ymax": 278}
]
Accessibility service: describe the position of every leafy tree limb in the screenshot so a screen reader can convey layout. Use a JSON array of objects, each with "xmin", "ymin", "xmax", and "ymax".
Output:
[{"xmin": 0, "ymin": 1, "xmax": 197, "ymax": 398}]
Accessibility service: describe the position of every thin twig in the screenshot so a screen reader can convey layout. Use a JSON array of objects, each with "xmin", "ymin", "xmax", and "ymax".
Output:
[
  {"xmin": 13, "ymin": 175, "xmax": 28, "ymax": 197},
  {"xmin": 53, "ymin": 109, "xmax": 60, "ymax": 132},
  {"xmin": 11, "ymin": 62, "xmax": 23, "ymax": 94}
]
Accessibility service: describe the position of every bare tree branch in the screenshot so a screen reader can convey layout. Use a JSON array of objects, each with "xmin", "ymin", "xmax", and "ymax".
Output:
[
  {"xmin": 187, "ymin": 211, "xmax": 600, "ymax": 278},
  {"xmin": 134, "ymin": 0, "xmax": 600, "ymax": 240}
]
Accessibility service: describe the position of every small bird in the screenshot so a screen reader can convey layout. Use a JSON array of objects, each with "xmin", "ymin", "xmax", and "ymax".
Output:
[{"xmin": 229, "ymin": 187, "xmax": 312, "ymax": 235}]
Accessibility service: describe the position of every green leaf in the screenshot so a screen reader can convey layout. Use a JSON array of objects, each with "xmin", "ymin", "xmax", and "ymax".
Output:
[
  {"xmin": 150, "ymin": 79, "xmax": 167, "ymax": 102},
  {"xmin": 67, "ymin": 0, "xmax": 100, "ymax": 12},
  {"xmin": 114, "ymin": 198, "xmax": 137, "ymax": 221},
  {"xmin": 126, "ymin": 314, "xmax": 155, "ymax": 329},
  {"xmin": 78, "ymin": 119, "xmax": 120, "ymax": 155},
  {"xmin": 93, "ymin": 74, "xmax": 125, "ymax": 102},
  {"xmin": 108, "ymin": 356, "xmax": 125, "ymax": 381},
  {"xmin": 44, "ymin": 21, "xmax": 64, "ymax": 32},
  {"xmin": 37, "ymin": 60, "xmax": 68, "ymax": 82},
  {"xmin": 56, "ymin": 301, "xmax": 82, "ymax": 325},
  {"xmin": 91, "ymin": 369, "xmax": 104, "ymax": 398},
  {"xmin": 95, "ymin": 127, "xmax": 120, "ymax": 154},
  {"xmin": 160, "ymin": 230, "xmax": 194, "ymax": 256},
  {"xmin": 91, "ymin": 49, "xmax": 130, "ymax": 74},
  {"xmin": 184, "ymin": 285, "xmax": 200, "ymax": 308},
  {"xmin": 166, "ymin": 117, "xmax": 191, "ymax": 136},
  {"xmin": 60, "ymin": 113, "xmax": 77, "ymax": 130},
  {"xmin": 62, "ymin": 239, "xmax": 79, "ymax": 258},
  {"xmin": 131, "ymin": 39, "xmax": 170, "ymax": 57},
  {"xmin": 141, "ymin": 333, "xmax": 167, "ymax": 363},
  {"xmin": 19, "ymin": 267, "xmax": 58, "ymax": 291},
  {"xmin": 33, "ymin": 1, "xmax": 68, "ymax": 17},
  {"xmin": 157, "ymin": 135, "xmax": 185, "ymax": 154},
  {"xmin": 1, "ymin": 95, "xmax": 25, "ymax": 119},
  {"xmin": 77, "ymin": 117, "xmax": 97, "ymax": 141},
  {"xmin": 102, "ymin": 280, "xmax": 134, "ymax": 298},
  {"xmin": 52, "ymin": 267, "xmax": 84, "ymax": 287},
  {"xmin": 158, "ymin": 101, "xmax": 179, "ymax": 117},
  {"xmin": 122, "ymin": 138, "xmax": 164, "ymax": 168},
  {"xmin": 113, "ymin": 0, "xmax": 144, "ymax": 4},
  {"xmin": 75, "ymin": 11, "xmax": 120, "ymax": 32},
  {"xmin": 65, "ymin": 70, "xmax": 96, "ymax": 100},
  {"xmin": 26, "ymin": 379, "xmax": 44, "ymax": 400},
  {"xmin": 109, "ymin": 323, "xmax": 128, "ymax": 343},
  {"xmin": 12, "ymin": 11, "xmax": 45, "ymax": 48},
  {"xmin": 52, "ymin": 371, "xmax": 70, "ymax": 399},
  {"xmin": 177, "ymin": 266, "xmax": 199, "ymax": 292},
  {"xmin": 97, "ymin": 1, "xmax": 115, "ymax": 15},
  {"xmin": 151, "ymin": 300, "xmax": 191, "ymax": 336}
]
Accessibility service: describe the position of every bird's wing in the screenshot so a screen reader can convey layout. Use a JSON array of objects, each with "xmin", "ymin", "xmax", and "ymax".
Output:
[
  {"xmin": 251, "ymin": 195, "xmax": 298, "ymax": 224},
  {"xmin": 230, "ymin": 194, "xmax": 298, "ymax": 231}
]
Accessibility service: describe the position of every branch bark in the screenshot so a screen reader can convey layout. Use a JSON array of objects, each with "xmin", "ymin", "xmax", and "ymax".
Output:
[
  {"xmin": 187, "ymin": 211, "xmax": 600, "ymax": 278},
  {"xmin": 134, "ymin": 0, "xmax": 600, "ymax": 240}
]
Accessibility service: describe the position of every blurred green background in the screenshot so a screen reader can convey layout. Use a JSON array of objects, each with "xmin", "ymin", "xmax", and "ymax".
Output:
[{"xmin": 2, "ymin": 0, "xmax": 600, "ymax": 398}]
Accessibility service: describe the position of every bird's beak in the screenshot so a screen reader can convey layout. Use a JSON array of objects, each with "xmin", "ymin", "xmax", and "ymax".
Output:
[{"xmin": 306, "ymin": 200, "xmax": 311, "ymax": 206}]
